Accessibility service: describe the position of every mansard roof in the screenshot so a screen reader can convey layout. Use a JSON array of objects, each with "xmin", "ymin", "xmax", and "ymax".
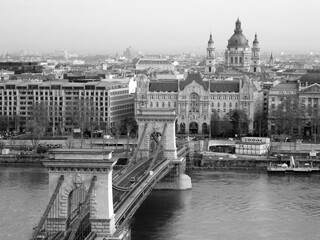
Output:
[
  {"xmin": 179, "ymin": 73, "xmax": 209, "ymax": 90},
  {"xmin": 210, "ymin": 81, "xmax": 239, "ymax": 92},
  {"xmin": 149, "ymin": 80, "xmax": 178, "ymax": 92},
  {"xmin": 269, "ymin": 81, "xmax": 298, "ymax": 93}
]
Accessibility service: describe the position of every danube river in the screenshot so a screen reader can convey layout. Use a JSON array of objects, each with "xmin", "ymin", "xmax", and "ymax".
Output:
[{"xmin": 1, "ymin": 166, "xmax": 320, "ymax": 240}]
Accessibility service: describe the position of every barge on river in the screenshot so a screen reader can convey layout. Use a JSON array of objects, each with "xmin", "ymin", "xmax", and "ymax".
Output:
[{"xmin": 267, "ymin": 156, "xmax": 319, "ymax": 174}]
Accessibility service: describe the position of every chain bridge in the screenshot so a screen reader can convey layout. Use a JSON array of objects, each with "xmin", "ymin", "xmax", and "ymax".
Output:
[{"xmin": 30, "ymin": 109, "xmax": 191, "ymax": 240}]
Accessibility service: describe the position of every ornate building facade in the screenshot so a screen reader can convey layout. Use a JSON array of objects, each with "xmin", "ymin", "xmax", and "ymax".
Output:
[
  {"xmin": 267, "ymin": 71, "xmax": 320, "ymax": 139},
  {"xmin": 135, "ymin": 73, "xmax": 263, "ymax": 135}
]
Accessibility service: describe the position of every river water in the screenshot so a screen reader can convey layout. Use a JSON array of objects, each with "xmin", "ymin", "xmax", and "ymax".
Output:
[{"xmin": 1, "ymin": 167, "xmax": 320, "ymax": 240}]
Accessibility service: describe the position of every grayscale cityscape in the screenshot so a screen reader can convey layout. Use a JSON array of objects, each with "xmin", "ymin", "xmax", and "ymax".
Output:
[{"xmin": 0, "ymin": 0, "xmax": 320, "ymax": 240}]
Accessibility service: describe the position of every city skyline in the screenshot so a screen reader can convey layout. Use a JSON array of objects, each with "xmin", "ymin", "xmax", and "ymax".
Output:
[{"xmin": 1, "ymin": 0, "xmax": 320, "ymax": 55}]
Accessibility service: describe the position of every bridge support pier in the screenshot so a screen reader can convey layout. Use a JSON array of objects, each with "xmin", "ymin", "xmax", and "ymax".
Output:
[
  {"xmin": 154, "ymin": 157, "xmax": 192, "ymax": 190},
  {"xmin": 42, "ymin": 149, "xmax": 118, "ymax": 239}
]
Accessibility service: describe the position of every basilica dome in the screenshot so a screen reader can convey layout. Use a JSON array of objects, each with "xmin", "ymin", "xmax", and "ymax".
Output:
[{"xmin": 227, "ymin": 19, "xmax": 249, "ymax": 48}]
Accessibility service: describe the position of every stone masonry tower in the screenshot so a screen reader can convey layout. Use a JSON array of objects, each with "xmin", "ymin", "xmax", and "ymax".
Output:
[
  {"xmin": 205, "ymin": 33, "xmax": 216, "ymax": 74},
  {"xmin": 250, "ymin": 33, "xmax": 261, "ymax": 73},
  {"xmin": 136, "ymin": 109, "xmax": 177, "ymax": 160}
]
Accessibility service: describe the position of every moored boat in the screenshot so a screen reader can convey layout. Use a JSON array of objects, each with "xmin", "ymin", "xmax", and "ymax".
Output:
[{"xmin": 268, "ymin": 156, "xmax": 315, "ymax": 174}]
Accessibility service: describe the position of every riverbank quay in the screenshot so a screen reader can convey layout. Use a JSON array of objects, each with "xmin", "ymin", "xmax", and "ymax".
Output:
[{"xmin": 188, "ymin": 151, "xmax": 320, "ymax": 170}]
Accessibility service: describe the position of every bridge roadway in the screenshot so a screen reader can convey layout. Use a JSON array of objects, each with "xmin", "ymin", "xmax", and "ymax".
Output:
[
  {"xmin": 114, "ymin": 158, "xmax": 171, "ymax": 228},
  {"xmin": 112, "ymin": 145, "xmax": 189, "ymax": 228}
]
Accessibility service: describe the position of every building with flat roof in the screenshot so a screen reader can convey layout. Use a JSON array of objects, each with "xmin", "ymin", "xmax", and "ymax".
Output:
[{"xmin": 0, "ymin": 80, "xmax": 134, "ymax": 134}]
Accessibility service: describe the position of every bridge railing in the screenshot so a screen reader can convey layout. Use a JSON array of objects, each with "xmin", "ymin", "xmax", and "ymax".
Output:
[
  {"xmin": 177, "ymin": 145, "xmax": 189, "ymax": 157},
  {"xmin": 115, "ymin": 158, "xmax": 172, "ymax": 227}
]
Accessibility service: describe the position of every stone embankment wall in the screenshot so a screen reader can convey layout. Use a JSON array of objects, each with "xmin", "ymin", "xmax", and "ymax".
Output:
[{"xmin": 0, "ymin": 154, "xmax": 45, "ymax": 165}]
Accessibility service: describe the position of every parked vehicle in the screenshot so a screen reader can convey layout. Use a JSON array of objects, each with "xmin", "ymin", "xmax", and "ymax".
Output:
[
  {"xmin": 130, "ymin": 177, "xmax": 136, "ymax": 183},
  {"xmin": 104, "ymin": 135, "xmax": 114, "ymax": 139}
]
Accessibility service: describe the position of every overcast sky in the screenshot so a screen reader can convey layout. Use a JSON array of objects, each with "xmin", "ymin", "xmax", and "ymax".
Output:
[{"xmin": 1, "ymin": 0, "xmax": 320, "ymax": 55}]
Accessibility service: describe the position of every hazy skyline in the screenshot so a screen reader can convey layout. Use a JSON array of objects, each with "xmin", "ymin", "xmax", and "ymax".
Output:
[{"xmin": 1, "ymin": 0, "xmax": 320, "ymax": 55}]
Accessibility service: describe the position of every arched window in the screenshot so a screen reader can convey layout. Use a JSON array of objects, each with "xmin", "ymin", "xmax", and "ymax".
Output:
[
  {"xmin": 235, "ymin": 57, "xmax": 238, "ymax": 64},
  {"xmin": 231, "ymin": 57, "xmax": 233, "ymax": 64},
  {"xmin": 150, "ymin": 102, "xmax": 153, "ymax": 107},
  {"xmin": 239, "ymin": 57, "xmax": 242, "ymax": 64}
]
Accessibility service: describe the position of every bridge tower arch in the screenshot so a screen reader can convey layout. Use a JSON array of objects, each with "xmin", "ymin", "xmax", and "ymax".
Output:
[
  {"xmin": 40, "ymin": 149, "xmax": 117, "ymax": 239},
  {"xmin": 136, "ymin": 109, "xmax": 178, "ymax": 160}
]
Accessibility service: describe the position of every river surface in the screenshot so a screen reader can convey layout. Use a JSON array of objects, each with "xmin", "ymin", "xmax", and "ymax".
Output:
[{"xmin": 1, "ymin": 167, "xmax": 320, "ymax": 240}]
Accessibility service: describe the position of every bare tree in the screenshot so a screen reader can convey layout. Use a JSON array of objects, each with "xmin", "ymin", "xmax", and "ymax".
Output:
[
  {"xmin": 0, "ymin": 116, "xmax": 10, "ymax": 132},
  {"xmin": 227, "ymin": 109, "xmax": 249, "ymax": 136},
  {"xmin": 25, "ymin": 103, "xmax": 49, "ymax": 148},
  {"xmin": 210, "ymin": 110, "xmax": 233, "ymax": 138},
  {"xmin": 307, "ymin": 105, "xmax": 320, "ymax": 142},
  {"xmin": 254, "ymin": 109, "xmax": 268, "ymax": 137},
  {"xmin": 111, "ymin": 121, "xmax": 122, "ymax": 151},
  {"xmin": 66, "ymin": 97, "xmax": 96, "ymax": 148},
  {"xmin": 270, "ymin": 96, "xmax": 305, "ymax": 137}
]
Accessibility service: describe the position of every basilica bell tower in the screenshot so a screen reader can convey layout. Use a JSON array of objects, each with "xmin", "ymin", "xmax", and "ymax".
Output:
[
  {"xmin": 250, "ymin": 33, "xmax": 261, "ymax": 73},
  {"xmin": 205, "ymin": 33, "xmax": 216, "ymax": 74}
]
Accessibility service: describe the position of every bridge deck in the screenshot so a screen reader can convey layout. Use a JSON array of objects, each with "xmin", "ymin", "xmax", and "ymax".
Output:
[{"xmin": 115, "ymin": 159, "xmax": 171, "ymax": 225}]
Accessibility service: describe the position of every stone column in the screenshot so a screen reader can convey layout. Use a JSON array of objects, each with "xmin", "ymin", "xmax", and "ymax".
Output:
[{"xmin": 90, "ymin": 169, "xmax": 115, "ymax": 237}]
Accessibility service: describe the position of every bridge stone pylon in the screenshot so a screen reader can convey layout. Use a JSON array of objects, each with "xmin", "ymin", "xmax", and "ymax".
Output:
[
  {"xmin": 42, "ymin": 149, "xmax": 118, "ymax": 239},
  {"xmin": 135, "ymin": 109, "xmax": 178, "ymax": 160}
]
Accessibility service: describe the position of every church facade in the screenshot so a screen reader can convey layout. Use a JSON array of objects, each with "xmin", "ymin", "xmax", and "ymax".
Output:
[{"xmin": 206, "ymin": 18, "xmax": 261, "ymax": 74}]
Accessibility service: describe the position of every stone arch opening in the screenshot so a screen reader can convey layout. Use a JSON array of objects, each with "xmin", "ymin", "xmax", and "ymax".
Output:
[
  {"xmin": 180, "ymin": 123, "xmax": 186, "ymax": 134},
  {"xmin": 202, "ymin": 123, "xmax": 208, "ymax": 134},
  {"xmin": 67, "ymin": 186, "xmax": 87, "ymax": 228},
  {"xmin": 149, "ymin": 131, "xmax": 162, "ymax": 155},
  {"xmin": 189, "ymin": 122, "xmax": 198, "ymax": 134}
]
